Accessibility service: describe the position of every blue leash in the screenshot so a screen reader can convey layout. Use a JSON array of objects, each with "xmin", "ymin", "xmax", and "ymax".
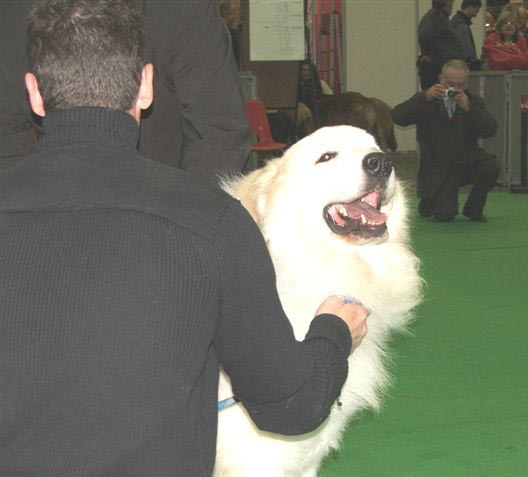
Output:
[
  {"xmin": 344, "ymin": 296, "xmax": 358, "ymax": 304},
  {"xmin": 218, "ymin": 396, "xmax": 240, "ymax": 411}
]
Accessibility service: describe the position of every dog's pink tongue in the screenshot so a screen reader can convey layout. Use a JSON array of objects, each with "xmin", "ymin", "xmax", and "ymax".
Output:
[
  {"xmin": 344, "ymin": 201, "xmax": 386, "ymax": 224},
  {"xmin": 362, "ymin": 190, "xmax": 381, "ymax": 208}
]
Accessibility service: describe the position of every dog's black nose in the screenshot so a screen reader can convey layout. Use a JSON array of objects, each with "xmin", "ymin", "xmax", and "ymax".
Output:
[{"xmin": 362, "ymin": 153, "xmax": 393, "ymax": 179}]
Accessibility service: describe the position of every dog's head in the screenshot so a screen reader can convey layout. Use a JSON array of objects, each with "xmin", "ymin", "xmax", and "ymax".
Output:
[{"xmin": 229, "ymin": 125, "xmax": 408, "ymax": 249}]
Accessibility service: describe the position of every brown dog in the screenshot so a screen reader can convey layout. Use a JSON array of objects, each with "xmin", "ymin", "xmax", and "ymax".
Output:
[{"xmin": 318, "ymin": 92, "xmax": 398, "ymax": 152}]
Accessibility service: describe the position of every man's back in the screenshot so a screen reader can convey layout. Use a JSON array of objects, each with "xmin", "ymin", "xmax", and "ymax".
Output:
[{"xmin": 0, "ymin": 108, "xmax": 233, "ymax": 475}]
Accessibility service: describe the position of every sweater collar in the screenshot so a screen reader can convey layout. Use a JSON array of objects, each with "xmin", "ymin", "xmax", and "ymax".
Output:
[{"xmin": 40, "ymin": 107, "xmax": 139, "ymax": 151}]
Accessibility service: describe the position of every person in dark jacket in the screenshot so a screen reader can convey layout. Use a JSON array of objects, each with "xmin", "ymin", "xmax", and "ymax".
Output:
[
  {"xmin": 0, "ymin": 1, "xmax": 40, "ymax": 165},
  {"xmin": 392, "ymin": 59, "xmax": 499, "ymax": 222},
  {"xmin": 450, "ymin": 0, "xmax": 483, "ymax": 70},
  {"xmin": 0, "ymin": 1, "xmax": 369, "ymax": 475},
  {"xmin": 136, "ymin": 0, "xmax": 252, "ymax": 182},
  {"xmin": 417, "ymin": 0, "xmax": 465, "ymax": 90}
]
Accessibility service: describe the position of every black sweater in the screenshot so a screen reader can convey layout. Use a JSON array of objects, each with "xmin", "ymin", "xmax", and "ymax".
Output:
[{"xmin": 0, "ymin": 108, "xmax": 352, "ymax": 476}]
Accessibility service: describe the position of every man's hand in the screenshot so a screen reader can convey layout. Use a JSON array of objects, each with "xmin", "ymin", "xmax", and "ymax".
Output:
[
  {"xmin": 425, "ymin": 83, "xmax": 445, "ymax": 101},
  {"xmin": 454, "ymin": 90, "xmax": 470, "ymax": 112},
  {"xmin": 316, "ymin": 296, "xmax": 369, "ymax": 350}
]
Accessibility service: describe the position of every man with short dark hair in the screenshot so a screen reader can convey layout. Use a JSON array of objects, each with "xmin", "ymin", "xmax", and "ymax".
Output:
[
  {"xmin": 451, "ymin": 0, "xmax": 483, "ymax": 70},
  {"xmin": 417, "ymin": 0, "xmax": 466, "ymax": 90},
  {"xmin": 0, "ymin": 1, "xmax": 368, "ymax": 474},
  {"xmin": 0, "ymin": 0, "xmax": 251, "ymax": 182},
  {"xmin": 392, "ymin": 59, "xmax": 499, "ymax": 222}
]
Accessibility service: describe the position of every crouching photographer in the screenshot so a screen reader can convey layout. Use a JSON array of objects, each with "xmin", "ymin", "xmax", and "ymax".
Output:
[{"xmin": 392, "ymin": 59, "xmax": 500, "ymax": 222}]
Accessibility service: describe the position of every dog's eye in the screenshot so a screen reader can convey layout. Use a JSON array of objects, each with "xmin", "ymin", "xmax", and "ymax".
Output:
[{"xmin": 316, "ymin": 151, "xmax": 338, "ymax": 164}]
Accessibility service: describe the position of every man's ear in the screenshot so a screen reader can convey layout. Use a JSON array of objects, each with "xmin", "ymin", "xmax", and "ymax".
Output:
[
  {"xmin": 136, "ymin": 63, "xmax": 153, "ymax": 111},
  {"xmin": 129, "ymin": 63, "xmax": 153, "ymax": 122},
  {"xmin": 25, "ymin": 73, "xmax": 46, "ymax": 117}
]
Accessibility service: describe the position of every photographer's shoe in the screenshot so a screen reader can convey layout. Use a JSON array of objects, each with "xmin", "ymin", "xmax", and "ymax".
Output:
[
  {"xmin": 465, "ymin": 213, "xmax": 487, "ymax": 223},
  {"xmin": 463, "ymin": 208, "xmax": 487, "ymax": 222}
]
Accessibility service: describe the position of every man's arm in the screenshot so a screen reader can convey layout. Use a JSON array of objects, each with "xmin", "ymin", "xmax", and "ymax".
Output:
[
  {"xmin": 213, "ymin": 201, "xmax": 367, "ymax": 435},
  {"xmin": 140, "ymin": 0, "xmax": 251, "ymax": 182},
  {"xmin": 467, "ymin": 93, "xmax": 498, "ymax": 139},
  {"xmin": 517, "ymin": 35, "xmax": 528, "ymax": 69},
  {"xmin": 173, "ymin": 1, "xmax": 251, "ymax": 179},
  {"xmin": 391, "ymin": 92, "xmax": 429, "ymax": 127}
]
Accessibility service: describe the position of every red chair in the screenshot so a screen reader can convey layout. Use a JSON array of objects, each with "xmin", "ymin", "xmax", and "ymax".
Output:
[{"xmin": 244, "ymin": 100, "xmax": 287, "ymax": 154}]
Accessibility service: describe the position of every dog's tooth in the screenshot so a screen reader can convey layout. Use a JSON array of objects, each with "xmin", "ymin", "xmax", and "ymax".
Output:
[
  {"xmin": 337, "ymin": 205, "xmax": 348, "ymax": 217},
  {"xmin": 361, "ymin": 214, "xmax": 367, "ymax": 224}
]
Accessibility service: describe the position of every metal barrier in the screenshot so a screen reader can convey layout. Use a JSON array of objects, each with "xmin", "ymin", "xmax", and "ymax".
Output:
[{"xmin": 468, "ymin": 71, "xmax": 528, "ymax": 187}]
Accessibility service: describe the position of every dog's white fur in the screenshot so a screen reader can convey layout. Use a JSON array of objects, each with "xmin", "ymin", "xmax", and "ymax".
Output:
[{"xmin": 215, "ymin": 126, "xmax": 422, "ymax": 477}]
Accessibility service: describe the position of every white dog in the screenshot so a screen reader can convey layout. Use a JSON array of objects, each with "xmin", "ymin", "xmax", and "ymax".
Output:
[{"xmin": 215, "ymin": 126, "xmax": 422, "ymax": 477}]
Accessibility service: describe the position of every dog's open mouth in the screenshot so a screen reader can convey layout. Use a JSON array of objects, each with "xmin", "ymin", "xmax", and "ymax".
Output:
[{"xmin": 323, "ymin": 189, "xmax": 387, "ymax": 238}]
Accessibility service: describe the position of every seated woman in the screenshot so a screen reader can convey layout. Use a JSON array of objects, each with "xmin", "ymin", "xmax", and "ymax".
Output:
[
  {"xmin": 296, "ymin": 61, "xmax": 333, "ymax": 137},
  {"xmin": 483, "ymin": 11, "xmax": 528, "ymax": 70}
]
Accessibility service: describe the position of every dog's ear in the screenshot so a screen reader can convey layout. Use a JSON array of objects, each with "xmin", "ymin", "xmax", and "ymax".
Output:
[
  {"xmin": 220, "ymin": 173, "xmax": 263, "ymax": 224},
  {"xmin": 240, "ymin": 189, "xmax": 262, "ymax": 224},
  {"xmin": 236, "ymin": 161, "xmax": 282, "ymax": 227},
  {"xmin": 236, "ymin": 171, "xmax": 269, "ymax": 225}
]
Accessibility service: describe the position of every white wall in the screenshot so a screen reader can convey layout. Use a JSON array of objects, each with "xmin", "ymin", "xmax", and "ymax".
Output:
[{"xmin": 343, "ymin": 0, "xmax": 487, "ymax": 151}]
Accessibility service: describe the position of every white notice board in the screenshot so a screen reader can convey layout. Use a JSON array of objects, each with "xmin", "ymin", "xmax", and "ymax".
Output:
[{"xmin": 249, "ymin": 0, "xmax": 305, "ymax": 61}]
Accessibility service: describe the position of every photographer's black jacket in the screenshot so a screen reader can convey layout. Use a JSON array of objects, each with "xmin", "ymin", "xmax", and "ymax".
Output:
[{"xmin": 0, "ymin": 108, "xmax": 352, "ymax": 476}]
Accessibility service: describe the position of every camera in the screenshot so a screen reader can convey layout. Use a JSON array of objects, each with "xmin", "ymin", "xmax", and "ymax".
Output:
[{"xmin": 445, "ymin": 87, "xmax": 457, "ymax": 98}]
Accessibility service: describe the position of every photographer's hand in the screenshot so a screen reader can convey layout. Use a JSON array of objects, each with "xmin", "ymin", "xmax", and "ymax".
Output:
[
  {"xmin": 425, "ymin": 84, "xmax": 445, "ymax": 101},
  {"xmin": 455, "ymin": 91, "xmax": 469, "ymax": 112}
]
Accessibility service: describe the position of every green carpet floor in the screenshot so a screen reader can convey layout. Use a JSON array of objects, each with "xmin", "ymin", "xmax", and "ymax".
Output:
[{"xmin": 320, "ymin": 191, "xmax": 528, "ymax": 477}]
